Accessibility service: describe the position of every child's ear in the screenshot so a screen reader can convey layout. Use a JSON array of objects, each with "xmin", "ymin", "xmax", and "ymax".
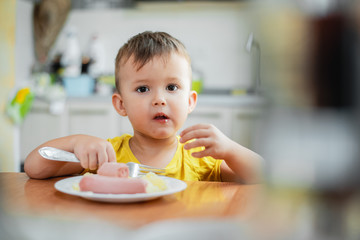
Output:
[
  {"xmin": 112, "ymin": 92, "xmax": 127, "ymax": 116},
  {"xmin": 187, "ymin": 90, "xmax": 197, "ymax": 114}
]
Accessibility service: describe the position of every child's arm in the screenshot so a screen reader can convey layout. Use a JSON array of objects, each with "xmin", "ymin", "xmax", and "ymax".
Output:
[
  {"xmin": 180, "ymin": 124, "xmax": 263, "ymax": 183},
  {"xmin": 24, "ymin": 134, "xmax": 116, "ymax": 179}
]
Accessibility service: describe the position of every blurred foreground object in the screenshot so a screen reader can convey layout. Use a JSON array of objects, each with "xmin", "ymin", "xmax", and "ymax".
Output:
[{"xmin": 250, "ymin": 0, "xmax": 360, "ymax": 239}]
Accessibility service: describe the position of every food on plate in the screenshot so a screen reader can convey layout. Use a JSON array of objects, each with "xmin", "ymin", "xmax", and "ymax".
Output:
[
  {"xmin": 141, "ymin": 172, "xmax": 167, "ymax": 193},
  {"xmin": 79, "ymin": 174, "xmax": 147, "ymax": 194},
  {"xmin": 97, "ymin": 162, "xmax": 129, "ymax": 178},
  {"xmin": 77, "ymin": 171, "xmax": 168, "ymax": 194},
  {"xmin": 72, "ymin": 182, "xmax": 80, "ymax": 191},
  {"xmin": 77, "ymin": 162, "xmax": 168, "ymax": 194}
]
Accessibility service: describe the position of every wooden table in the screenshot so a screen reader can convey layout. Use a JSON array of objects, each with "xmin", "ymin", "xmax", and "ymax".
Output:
[{"xmin": 0, "ymin": 173, "xmax": 263, "ymax": 230}]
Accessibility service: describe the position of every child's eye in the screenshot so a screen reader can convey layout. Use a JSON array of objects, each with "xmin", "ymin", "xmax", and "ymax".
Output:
[
  {"xmin": 166, "ymin": 84, "xmax": 178, "ymax": 91},
  {"xmin": 136, "ymin": 86, "xmax": 149, "ymax": 93}
]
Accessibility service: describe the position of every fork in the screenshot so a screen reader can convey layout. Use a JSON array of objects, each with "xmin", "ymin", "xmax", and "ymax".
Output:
[
  {"xmin": 126, "ymin": 162, "xmax": 166, "ymax": 178},
  {"xmin": 38, "ymin": 146, "xmax": 166, "ymax": 177}
]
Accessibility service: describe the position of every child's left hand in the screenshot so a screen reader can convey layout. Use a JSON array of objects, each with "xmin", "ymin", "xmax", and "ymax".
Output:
[{"xmin": 179, "ymin": 124, "xmax": 234, "ymax": 159}]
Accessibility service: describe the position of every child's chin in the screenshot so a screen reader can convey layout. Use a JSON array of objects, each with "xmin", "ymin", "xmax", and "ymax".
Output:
[{"xmin": 150, "ymin": 131, "xmax": 177, "ymax": 139}]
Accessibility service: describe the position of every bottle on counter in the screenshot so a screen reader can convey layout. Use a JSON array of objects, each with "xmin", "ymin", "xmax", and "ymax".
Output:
[
  {"xmin": 60, "ymin": 26, "xmax": 82, "ymax": 77},
  {"xmin": 87, "ymin": 34, "xmax": 106, "ymax": 79},
  {"xmin": 60, "ymin": 27, "xmax": 95, "ymax": 97}
]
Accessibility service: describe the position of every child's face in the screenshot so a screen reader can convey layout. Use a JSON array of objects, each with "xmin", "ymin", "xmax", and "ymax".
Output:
[{"xmin": 112, "ymin": 53, "xmax": 197, "ymax": 139}]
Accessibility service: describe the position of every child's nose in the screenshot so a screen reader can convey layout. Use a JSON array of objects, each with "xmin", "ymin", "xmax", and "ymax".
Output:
[{"xmin": 152, "ymin": 92, "xmax": 166, "ymax": 106}]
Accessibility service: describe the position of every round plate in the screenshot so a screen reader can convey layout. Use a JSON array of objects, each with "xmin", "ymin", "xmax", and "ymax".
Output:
[{"xmin": 54, "ymin": 175, "xmax": 187, "ymax": 203}]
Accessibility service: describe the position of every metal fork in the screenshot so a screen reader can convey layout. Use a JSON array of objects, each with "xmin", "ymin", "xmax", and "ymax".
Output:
[
  {"xmin": 38, "ymin": 147, "xmax": 166, "ymax": 177},
  {"xmin": 126, "ymin": 162, "xmax": 166, "ymax": 178}
]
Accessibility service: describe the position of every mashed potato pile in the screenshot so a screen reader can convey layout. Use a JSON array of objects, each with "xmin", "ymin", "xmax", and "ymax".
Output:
[
  {"xmin": 141, "ymin": 172, "xmax": 168, "ymax": 193},
  {"xmin": 72, "ymin": 182, "xmax": 80, "ymax": 191}
]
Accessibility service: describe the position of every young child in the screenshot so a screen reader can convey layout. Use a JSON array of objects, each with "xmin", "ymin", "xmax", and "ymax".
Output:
[{"xmin": 25, "ymin": 31, "xmax": 262, "ymax": 183}]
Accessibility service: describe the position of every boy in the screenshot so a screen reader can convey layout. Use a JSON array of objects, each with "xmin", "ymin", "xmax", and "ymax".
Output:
[{"xmin": 25, "ymin": 31, "xmax": 262, "ymax": 183}]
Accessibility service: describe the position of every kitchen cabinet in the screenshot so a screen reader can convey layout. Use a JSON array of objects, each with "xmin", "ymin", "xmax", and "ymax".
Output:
[
  {"xmin": 20, "ymin": 106, "xmax": 64, "ymax": 162},
  {"xmin": 67, "ymin": 101, "xmax": 120, "ymax": 139},
  {"xmin": 231, "ymin": 107, "xmax": 263, "ymax": 148},
  {"xmin": 20, "ymin": 98, "xmax": 132, "ymax": 161},
  {"xmin": 181, "ymin": 107, "xmax": 232, "ymax": 137},
  {"xmin": 20, "ymin": 95, "xmax": 264, "ymax": 162}
]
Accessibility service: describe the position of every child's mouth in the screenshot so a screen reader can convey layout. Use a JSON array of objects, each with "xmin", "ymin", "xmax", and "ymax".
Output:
[{"xmin": 153, "ymin": 113, "xmax": 169, "ymax": 122}]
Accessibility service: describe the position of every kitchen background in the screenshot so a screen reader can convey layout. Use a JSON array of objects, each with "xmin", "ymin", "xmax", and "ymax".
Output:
[
  {"xmin": 2, "ymin": 0, "xmax": 360, "ymax": 238},
  {"xmin": 20, "ymin": 0, "xmax": 255, "ymax": 91},
  {"xmin": 2, "ymin": 0, "xmax": 266, "ymax": 172}
]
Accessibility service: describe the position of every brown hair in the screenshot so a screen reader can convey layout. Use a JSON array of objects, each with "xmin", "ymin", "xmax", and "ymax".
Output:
[{"xmin": 114, "ymin": 31, "xmax": 191, "ymax": 92}]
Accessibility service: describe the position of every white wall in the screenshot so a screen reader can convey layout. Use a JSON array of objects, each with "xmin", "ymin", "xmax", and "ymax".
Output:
[
  {"xmin": 15, "ymin": 0, "xmax": 34, "ymax": 85},
  {"xmin": 51, "ymin": 2, "xmax": 254, "ymax": 90}
]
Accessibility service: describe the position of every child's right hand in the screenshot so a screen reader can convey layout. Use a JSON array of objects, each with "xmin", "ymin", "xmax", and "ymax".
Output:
[{"xmin": 72, "ymin": 135, "xmax": 116, "ymax": 170}]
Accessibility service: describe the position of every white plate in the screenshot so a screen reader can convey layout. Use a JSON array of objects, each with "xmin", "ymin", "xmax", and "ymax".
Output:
[{"xmin": 54, "ymin": 175, "xmax": 187, "ymax": 203}]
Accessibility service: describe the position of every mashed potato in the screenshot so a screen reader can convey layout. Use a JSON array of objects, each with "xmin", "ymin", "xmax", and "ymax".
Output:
[
  {"xmin": 141, "ymin": 172, "xmax": 168, "ymax": 193},
  {"xmin": 72, "ymin": 182, "xmax": 80, "ymax": 191}
]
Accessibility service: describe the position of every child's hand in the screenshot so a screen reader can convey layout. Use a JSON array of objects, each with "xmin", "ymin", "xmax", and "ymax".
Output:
[
  {"xmin": 73, "ymin": 135, "xmax": 116, "ymax": 170},
  {"xmin": 179, "ymin": 124, "xmax": 233, "ymax": 160}
]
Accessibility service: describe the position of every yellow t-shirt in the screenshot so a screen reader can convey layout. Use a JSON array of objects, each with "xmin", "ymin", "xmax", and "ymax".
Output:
[{"xmin": 107, "ymin": 134, "xmax": 223, "ymax": 181}]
